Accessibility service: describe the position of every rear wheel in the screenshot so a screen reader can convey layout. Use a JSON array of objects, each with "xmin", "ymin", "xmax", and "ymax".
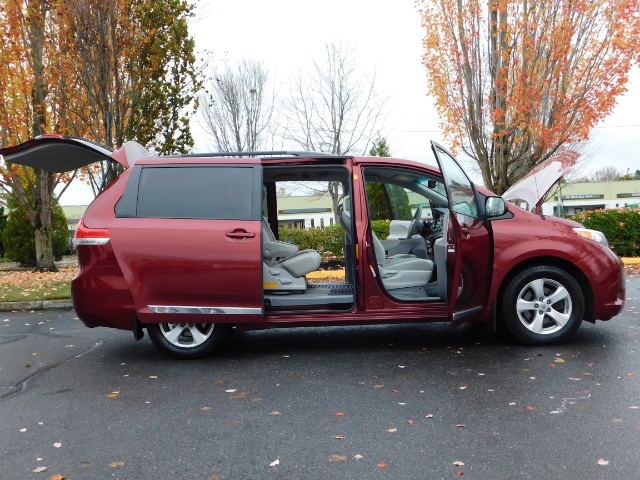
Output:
[
  {"xmin": 147, "ymin": 322, "xmax": 229, "ymax": 359},
  {"xmin": 501, "ymin": 266, "xmax": 584, "ymax": 345}
]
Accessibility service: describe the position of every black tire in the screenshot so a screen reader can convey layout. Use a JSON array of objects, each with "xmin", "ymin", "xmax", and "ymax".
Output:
[
  {"xmin": 501, "ymin": 266, "xmax": 584, "ymax": 345},
  {"xmin": 147, "ymin": 322, "xmax": 229, "ymax": 359}
]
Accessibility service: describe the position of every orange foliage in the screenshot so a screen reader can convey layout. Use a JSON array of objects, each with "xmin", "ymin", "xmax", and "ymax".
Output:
[{"xmin": 417, "ymin": 0, "xmax": 640, "ymax": 194}]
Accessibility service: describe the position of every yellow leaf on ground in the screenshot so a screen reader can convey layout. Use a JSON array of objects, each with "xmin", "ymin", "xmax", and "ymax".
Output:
[
  {"xmin": 328, "ymin": 455, "xmax": 347, "ymax": 462},
  {"xmin": 109, "ymin": 461, "xmax": 125, "ymax": 468}
]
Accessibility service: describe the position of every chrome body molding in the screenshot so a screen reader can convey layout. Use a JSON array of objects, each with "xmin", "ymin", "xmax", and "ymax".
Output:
[{"xmin": 148, "ymin": 306, "xmax": 262, "ymax": 315}]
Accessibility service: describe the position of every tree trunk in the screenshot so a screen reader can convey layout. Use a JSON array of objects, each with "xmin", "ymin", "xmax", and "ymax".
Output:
[
  {"xmin": 27, "ymin": 0, "xmax": 57, "ymax": 272},
  {"xmin": 34, "ymin": 168, "xmax": 57, "ymax": 272}
]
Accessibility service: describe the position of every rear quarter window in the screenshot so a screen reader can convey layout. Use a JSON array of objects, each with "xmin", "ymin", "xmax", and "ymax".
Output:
[{"xmin": 116, "ymin": 165, "xmax": 260, "ymax": 220}]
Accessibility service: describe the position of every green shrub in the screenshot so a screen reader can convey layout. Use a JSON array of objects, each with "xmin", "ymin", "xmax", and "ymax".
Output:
[
  {"xmin": 371, "ymin": 219, "xmax": 390, "ymax": 240},
  {"xmin": 572, "ymin": 208, "xmax": 640, "ymax": 257},
  {"xmin": 3, "ymin": 201, "xmax": 69, "ymax": 266},
  {"xmin": 278, "ymin": 219, "xmax": 392, "ymax": 262},
  {"xmin": 279, "ymin": 224, "xmax": 345, "ymax": 261}
]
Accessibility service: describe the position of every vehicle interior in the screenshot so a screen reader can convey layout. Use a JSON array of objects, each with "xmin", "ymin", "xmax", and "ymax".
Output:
[
  {"xmin": 260, "ymin": 164, "xmax": 452, "ymax": 312},
  {"xmin": 262, "ymin": 165, "xmax": 356, "ymax": 313},
  {"xmin": 362, "ymin": 167, "xmax": 450, "ymax": 302}
]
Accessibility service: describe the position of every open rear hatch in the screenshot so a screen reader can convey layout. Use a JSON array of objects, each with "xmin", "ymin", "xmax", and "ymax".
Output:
[{"xmin": 0, "ymin": 135, "xmax": 147, "ymax": 172}]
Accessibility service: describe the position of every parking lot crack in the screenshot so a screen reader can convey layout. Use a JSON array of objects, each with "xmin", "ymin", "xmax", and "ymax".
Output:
[{"xmin": 0, "ymin": 340, "xmax": 103, "ymax": 401}]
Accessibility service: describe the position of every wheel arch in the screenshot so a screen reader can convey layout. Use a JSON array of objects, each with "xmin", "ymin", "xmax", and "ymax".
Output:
[{"xmin": 494, "ymin": 256, "xmax": 594, "ymax": 324}]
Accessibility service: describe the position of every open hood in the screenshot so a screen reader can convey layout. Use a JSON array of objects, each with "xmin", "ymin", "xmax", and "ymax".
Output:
[
  {"xmin": 502, "ymin": 151, "xmax": 579, "ymax": 213},
  {"xmin": 0, "ymin": 135, "xmax": 148, "ymax": 173}
]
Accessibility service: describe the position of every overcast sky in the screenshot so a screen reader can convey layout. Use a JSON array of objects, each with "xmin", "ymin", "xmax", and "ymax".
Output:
[{"xmin": 60, "ymin": 0, "xmax": 640, "ymax": 204}]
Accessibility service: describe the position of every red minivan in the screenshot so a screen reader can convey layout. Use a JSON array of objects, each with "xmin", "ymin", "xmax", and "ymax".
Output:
[{"xmin": 0, "ymin": 136, "xmax": 625, "ymax": 358}]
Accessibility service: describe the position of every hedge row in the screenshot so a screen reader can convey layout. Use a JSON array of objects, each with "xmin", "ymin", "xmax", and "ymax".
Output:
[
  {"xmin": 279, "ymin": 220, "xmax": 390, "ymax": 261},
  {"xmin": 572, "ymin": 208, "xmax": 640, "ymax": 257}
]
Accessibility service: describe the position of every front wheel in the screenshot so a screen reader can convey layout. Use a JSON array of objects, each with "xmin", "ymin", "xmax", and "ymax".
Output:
[
  {"xmin": 501, "ymin": 266, "xmax": 584, "ymax": 345},
  {"xmin": 147, "ymin": 322, "xmax": 229, "ymax": 359}
]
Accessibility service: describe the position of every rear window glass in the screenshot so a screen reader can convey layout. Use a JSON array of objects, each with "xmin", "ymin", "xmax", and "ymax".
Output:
[{"xmin": 136, "ymin": 166, "xmax": 256, "ymax": 219}]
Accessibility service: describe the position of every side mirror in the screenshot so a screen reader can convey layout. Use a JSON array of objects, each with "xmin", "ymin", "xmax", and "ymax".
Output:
[
  {"xmin": 485, "ymin": 196, "xmax": 507, "ymax": 217},
  {"xmin": 428, "ymin": 179, "xmax": 437, "ymax": 189}
]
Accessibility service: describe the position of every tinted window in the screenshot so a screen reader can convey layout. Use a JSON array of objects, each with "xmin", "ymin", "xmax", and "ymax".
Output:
[{"xmin": 136, "ymin": 166, "xmax": 256, "ymax": 219}]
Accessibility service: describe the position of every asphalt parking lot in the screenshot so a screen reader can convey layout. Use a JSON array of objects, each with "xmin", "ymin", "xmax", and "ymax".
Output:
[{"xmin": 0, "ymin": 279, "xmax": 639, "ymax": 480}]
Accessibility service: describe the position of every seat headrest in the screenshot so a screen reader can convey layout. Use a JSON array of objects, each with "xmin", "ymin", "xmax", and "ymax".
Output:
[{"xmin": 342, "ymin": 195, "xmax": 351, "ymax": 222}]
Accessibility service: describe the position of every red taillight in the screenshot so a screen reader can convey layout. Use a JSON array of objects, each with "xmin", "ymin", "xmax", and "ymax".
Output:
[{"xmin": 73, "ymin": 219, "xmax": 110, "ymax": 246}]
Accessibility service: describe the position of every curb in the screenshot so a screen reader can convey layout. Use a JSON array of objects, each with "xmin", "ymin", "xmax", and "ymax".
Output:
[
  {"xmin": 0, "ymin": 299, "xmax": 73, "ymax": 312},
  {"xmin": 2, "ymin": 259, "xmax": 638, "ymax": 312}
]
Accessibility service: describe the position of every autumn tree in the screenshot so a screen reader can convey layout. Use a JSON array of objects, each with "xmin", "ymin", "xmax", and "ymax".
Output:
[
  {"xmin": 0, "ymin": 0, "xmax": 200, "ymax": 270},
  {"xmin": 284, "ymin": 41, "xmax": 385, "ymax": 219},
  {"xmin": 199, "ymin": 60, "xmax": 276, "ymax": 152},
  {"xmin": 417, "ymin": 0, "xmax": 640, "ymax": 194},
  {"xmin": 59, "ymin": 0, "xmax": 201, "ymax": 188}
]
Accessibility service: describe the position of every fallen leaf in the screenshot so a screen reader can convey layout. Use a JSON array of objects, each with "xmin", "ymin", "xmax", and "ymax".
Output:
[
  {"xmin": 270, "ymin": 411, "xmax": 281, "ymax": 415},
  {"xmin": 49, "ymin": 475, "xmax": 65, "ymax": 480},
  {"xmin": 354, "ymin": 454, "xmax": 363, "ymax": 460},
  {"xmin": 455, "ymin": 472, "xmax": 464, "ymax": 476},
  {"xmin": 225, "ymin": 389, "xmax": 237, "ymax": 393},
  {"xmin": 426, "ymin": 414, "xmax": 434, "ymax": 418},
  {"xmin": 53, "ymin": 442, "xmax": 62, "ymax": 448},
  {"xmin": 32, "ymin": 466, "xmax": 47, "ymax": 473},
  {"xmin": 628, "ymin": 372, "xmax": 633, "ymax": 377},
  {"xmin": 373, "ymin": 384, "xmax": 384, "ymax": 388},
  {"xmin": 148, "ymin": 376, "xmax": 158, "ymax": 379},
  {"xmin": 328, "ymin": 455, "xmax": 347, "ymax": 462},
  {"xmin": 398, "ymin": 365, "xmax": 406, "ymax": 368},
  {"xmin": 456, "ymin": 424, "xmax": 465, "ymax": 428},
  {"xmin": 201, "ymin": 407, "xmax": 211, "ymax": 411},
  {"xmin": 334, "ymin": 434, "xmax": 346, "ymax": 439},
  {"xmin": 526, "ymin": 406, "xmax": 536, "ymax": 411},
  {"xmin": 597, "ymin": 459, "xmax": 609, "ymax": 466},
  {"xmin": 387, "ymin": 428, "xmax": 397, "ymax": 432},
  {"xmin": 230, "ymin": 392, "xmax": 248, "ymax": 399},
  {"xmin": 335, "ymin": 412, "xmax": 345, "ymax": 417},
  {"xmin": 377, "ymin": 461, "xmax": 387, "ymax": 468},
  {"xmin": 407, "ymin": 419, "xmax": 414, "ymax": 425},
  {"xmin": 554, "ymin": 358, "xmax": 565, "ymax": 363},
  {"xmin": 453, "ymin": 461, "xmax": 465, "ymax": 466},
  {"xmin": 106, "ymin": 392, "xmax": 119, "ymax": 399},
  {"xmin": 109, "ymin": 461, "xmax": 124, "ymax": 468},
  {"xmin": 269, "ymin": 459, "xmax": 280, "ymax": 467},
  {"xmin": 19, "ymin": 428, "xmax": 26, "ymax": 432}
]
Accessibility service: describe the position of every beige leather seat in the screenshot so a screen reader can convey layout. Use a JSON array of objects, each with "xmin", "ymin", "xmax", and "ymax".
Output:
[{"xmin": 372, "ymin": 231, "xmax": 434, "ymax": 290}]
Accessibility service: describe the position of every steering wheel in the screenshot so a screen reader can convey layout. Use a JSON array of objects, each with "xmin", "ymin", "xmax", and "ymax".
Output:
[{"xmin": 406, "ymin": 205, "xmax": 423, "ymax": 239}]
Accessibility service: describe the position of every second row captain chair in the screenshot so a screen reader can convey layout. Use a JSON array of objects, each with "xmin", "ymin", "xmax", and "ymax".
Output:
[{"xmin": 262, "ymin": 189, "xmax": 321, "ymax": 293}]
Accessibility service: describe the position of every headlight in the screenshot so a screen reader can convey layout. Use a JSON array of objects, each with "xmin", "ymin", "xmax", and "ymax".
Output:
[{"xmin": 573, "ymin": 228, "xmax": 609, "ymax": 247}]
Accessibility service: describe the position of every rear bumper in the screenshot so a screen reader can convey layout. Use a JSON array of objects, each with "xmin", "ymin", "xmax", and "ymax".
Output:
[{"xmin": 72, "ymin": 264, "xmax": 135, "ymax": 330}]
